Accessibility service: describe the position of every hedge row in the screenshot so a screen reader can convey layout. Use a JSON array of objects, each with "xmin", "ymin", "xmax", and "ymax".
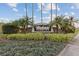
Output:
[
  {"xmin": 7, "ymin": 33, "xmax": 45, "ymax": 40},
  {"xmin": 46, "ymin": 34, "xmax": 74, "ymax": 42},
  {"xmin": 0, "ymin": 33, "xmax": 74, "ymax": 42},
  {"xmin": 2, "ymin": 24, "xmax": 18, "ymax": 34}
]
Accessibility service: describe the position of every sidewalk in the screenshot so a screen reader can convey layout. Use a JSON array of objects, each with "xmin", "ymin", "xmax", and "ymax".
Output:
[{"xmin": 58, "ymin": 34, "xmax": 79, "ymax": 56}]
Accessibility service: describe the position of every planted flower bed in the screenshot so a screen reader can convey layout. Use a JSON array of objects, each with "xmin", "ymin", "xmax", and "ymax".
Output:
[
  {"xmin": 0, "ymin": 40, "xmax": 66, "ymax": 56},
  {"xmin": 0, "ymin": 32, "xmax": 75, "ymax": 56}
]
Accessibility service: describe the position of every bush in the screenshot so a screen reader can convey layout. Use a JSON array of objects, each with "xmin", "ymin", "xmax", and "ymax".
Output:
[
  {"xmin": 7, "ymin": 33, "xmax": 74, "ymax": 42},
  {"xmin": 0, "ymin": 34, "xmax": 8, "ymax": 39},
  {"xmin": 45, "ymin": 34, "xmax": 74, "ymax": 42},
  {"xmin": 7, "ymin": 33, "xmax": 45, "ymax": 40},
  {"xmin": 0, "ymin": 23, "xmax": 3, "ymax": 34},
  {"xmin": 67, "ymin": 26, "xmax": 75, "ymax": 33},
  {"xmin": 2, "ymin": 24, "xmax": 18, "ymax": 34},
  {"xmin": 0, "ymin": 33, "xmax": 74, "ymax": 42}
]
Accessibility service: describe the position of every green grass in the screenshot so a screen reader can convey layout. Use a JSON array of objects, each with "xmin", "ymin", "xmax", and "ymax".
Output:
[{"xmin": 0, "ymin": 40, "xmax": 66, "ymax": 56}]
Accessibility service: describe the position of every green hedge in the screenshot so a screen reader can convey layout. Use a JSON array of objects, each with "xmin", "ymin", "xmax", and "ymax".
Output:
[
  {"xmin": 7, "ymin": 33, "xmax": 45, "ymax": 40},
  {"xmin": 0, "ymin": 34, "xmax": 8, "ymax": 39},
  {"xmin": 0, "ymin": 23, "xmax": 3, "ymax": 34},
  {"xmin": 2, "ymin": 24, "xmax": 18, "ymax": 34},
  {"xmin": 45, "ymin": 34, "xmax": 74, "ymax": 42},
  {"xmin": 0, "ymin": 33, "xmax": 74, "ymax": 42}
]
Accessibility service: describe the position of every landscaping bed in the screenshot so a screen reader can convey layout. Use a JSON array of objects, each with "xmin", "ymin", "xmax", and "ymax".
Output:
[
  {"xmin": 0, "ymin": 40, "xmax": 66, "ymax": 56},
  {"xmin": 0, "ymin": 32, "xmax": 75, "ymax": 56}
]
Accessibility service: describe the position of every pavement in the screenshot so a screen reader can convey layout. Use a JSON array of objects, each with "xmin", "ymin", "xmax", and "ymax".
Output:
[{"xmin": 58, "ymin": 34, "xmax": 79, "ymax": 56}]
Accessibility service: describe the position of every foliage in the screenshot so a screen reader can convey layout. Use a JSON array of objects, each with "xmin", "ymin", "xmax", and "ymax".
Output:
[
  {"xmin": 2, "ymin": 24, "xmax": 18, "ymax": 34},
  {"xmin": 7, "ymin": 33, "xmax": 45, "ymax": 40},
  {"xmin": 12, "ymin": 16, "xmax": 32, "ymax": 26},
  {"xmin": 0, "ymin": 32, "xmax": 75, "ymax": 42},
  {"xmin": 75, "ymin": 29, "xmax": 79, "ymax": 34},
  {"xmin": 0, "ymin": 34, "xmax": 8, "ymax": 39},
  {"xmin": 45, "ymin": 34, "xmax": 74, "ymax": 42},
  {"xmin": 61, "ymin": 17, "xmax": 75, "ymax": 33},
  {"xmin": 0, "ymin": 23, "xmax": 3, "ymax": 34},
  {"xmin": 51, "ymin": 16, "xmax": 75, "ymax": 33},
  {"xmin": 11, "ymin": 16, "xmax": 32, "ymax": 33},
  {"xmin": 0, "ymin": 40, "xmax": 66, "ymax": 56}
]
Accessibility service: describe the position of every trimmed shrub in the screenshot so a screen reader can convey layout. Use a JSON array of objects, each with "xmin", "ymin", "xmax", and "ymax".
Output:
[
  {"xmin": 2, "ymin": 24, "xmax": 18, "ymax": 34},
  {"xmin": 7, "ymin": 34, "xmax": 26, "ymax": 40},
  {"xmin": 68, "ymin": 26, "xmax": 75, "ymax": 33},
  {"xmin": 45, "ymin": 34, "xmax": 74, "ymax": 42},
  {"xmin": 0, "ymin": 34, "xmax": 8, "ymax": 39},
  {"xmin": 25, "ymin": 33, "xmax": 45, "ymax": 40},
  {"xmin": 7, "ymin": 33, "xmax": 45, "ymax": 40},
  {"xmin": 0, "ymin": 23, "xmax": 3, "ymax": 34},
  {"xmin": 0, "ymin": 33, "xmax": 74, "ymax": 42}
]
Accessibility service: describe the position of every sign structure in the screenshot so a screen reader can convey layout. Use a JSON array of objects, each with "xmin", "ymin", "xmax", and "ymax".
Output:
[{"xmin": 34, "ymin": 23, "xmax": 50, "ymax": 31}]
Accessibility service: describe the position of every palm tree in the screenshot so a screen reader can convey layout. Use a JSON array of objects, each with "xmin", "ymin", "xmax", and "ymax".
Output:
[
  {"xmin": 55, "ymin": 3, "xmax": 57, "ymax": 17},
  {"xmin": 52, "ymin": 16, "xmax": 64, "ymax": 33},
  {"xmin": 11, "ymin": 16, "xmax": 32, "ymax": 33},
  {"xmin": 69, "ymin": 16, "xmax": 74, "ymax": 26},
  {"xmin": 32, "ymin": 3, "xmax": 34, "ymax": 32},
  {"xmin": 50, "ymin": 3, "xmax": 60, "ymax": 33},
  {"xmin": 50, "ymin": 3, "xmax": 52, "ymax": 31},
  {"xmin": 60, "ymin": 16, "xmax": 75, "ymax": 33},
  {"xmin": 61, "ymin": 18, "xmax": 70, "ymax": 33},
  {"xmin": 40, "ymin": 3, "xmax": 43, "ymax": 31},
  {"xmin": 51, "ymin": 15, "xmax": 75, "ymax": 33}
]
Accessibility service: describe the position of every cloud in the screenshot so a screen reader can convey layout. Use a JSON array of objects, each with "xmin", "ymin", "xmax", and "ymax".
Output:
[
  {"xmin": 42, "ymin": 14, "xmax": 56, "ymax": 23},
  {"xmin": 73, "ymin": 3, "xmax": 79, "ymax": 9},
  {"xmin": 64, "ymin": 12, "xmax": 75, "ymax": 16},
  {"xmin": 12, "ymin": 8, "xmax": 18, "ymax": 12},
  {"xmin": 64, "ymin": 12, "xmax": 68, "ymax": 15},
  {"xmin": 34, "ymin": 17, "xmax": 40, "ymax": 24},
  {"xmin": 71, "ymin": 6, "xmax": 75, "ymax": 9},
  {"xmin": 37, "ymin": 3, "xmax": 60, "ymax": 14},
  {"xmin": 24, "ymin": 8, "xmax": 26, "ymax": 12},
  {"xmin": 0, "ymin": 18, "xmax": 10, "ymax": 23},
  {"xmin": 42, "ymin": 3, "xmax": 60, "ymax": 11},
  {"xmin": 31, "ymin": 14, "xmax": 56, "ymax": 23},
  {"xmin": 7, "ymin": 3, "xmax": 17, "ymax": 8},
  {"xmin": 34, "ymin": 16, "xmax": 36, "ymax": 18},
  {"xmin": 42, "ymin": 11, "xmax": 49, "ymax": 14},
  {"xmin": 37, "ymin": 4, "xmax": 41, "ymax": 10},
  {"xmin": 7, "ymin": 3, "xmax": 18, "ymax": 12},
  {"xmin": 71, "ymin": 12, "xmax": 75, "ymax": 15}
]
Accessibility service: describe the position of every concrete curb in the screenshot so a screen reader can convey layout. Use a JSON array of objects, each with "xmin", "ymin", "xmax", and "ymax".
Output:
[
  {"xmin": 57, "ymin": 44, "xmax": 69, "ymax": 56},
  {"xmin": 57, "ymin": 34, "xmax": 79, "ymax": 56}
]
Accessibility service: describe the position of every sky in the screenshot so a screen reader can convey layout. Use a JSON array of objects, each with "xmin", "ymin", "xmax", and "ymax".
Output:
[{"xmin": 0, "ymin": 3, "xmax": 79, "ymax": 23}]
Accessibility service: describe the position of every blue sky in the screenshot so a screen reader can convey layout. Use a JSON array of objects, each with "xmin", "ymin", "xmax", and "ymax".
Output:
[{"xmin": 0, "ymin": 3, "xmax": 79, "ymax": 23}]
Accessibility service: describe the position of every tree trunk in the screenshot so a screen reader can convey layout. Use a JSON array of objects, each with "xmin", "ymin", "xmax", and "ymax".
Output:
[{"xmin": 56, "ymin": 24, "xmax": 59, "ymax": 33}]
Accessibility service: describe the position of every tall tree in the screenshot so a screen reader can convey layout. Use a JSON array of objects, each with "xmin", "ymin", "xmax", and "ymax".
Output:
[
  {"xmin": 50, "ymin": 3, "xmax": 52, "ymax": 31},
  {"xmin": 52, "ymin": 16, "xmax": 64, "ymax": 33},
  {"xmin": 11, "ymin": 16, "xmax": 32, "ymax": 33},
  {"xmin": 41, "ymin": 3, "xmax": 43, "ymax": 24},
  {"xmin": 51, "ymin": 16, "xmax": 75, "ymax": 33},
  {"xmin": 32, "ymin": 3, "xmax": 34, "ymax": 32}
]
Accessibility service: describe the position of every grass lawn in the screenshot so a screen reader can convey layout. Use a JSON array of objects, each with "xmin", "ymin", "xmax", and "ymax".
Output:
[{"xmin": 0, "ymin": 40, "xmax": 66, "ymax": 56}]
